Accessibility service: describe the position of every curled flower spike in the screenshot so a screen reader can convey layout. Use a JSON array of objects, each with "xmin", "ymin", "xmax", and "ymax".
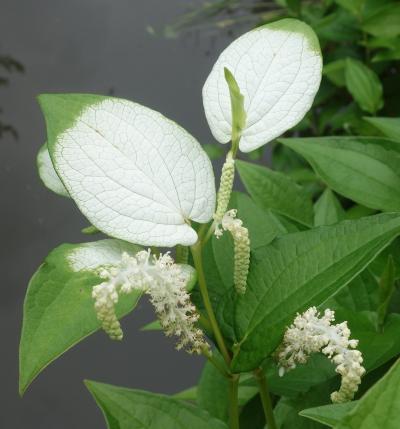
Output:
[
  {"xmin": 214, "ymin": 152, "xmax": 235, "ymax": 225},
  {"xmin": 92, "ymin": 250, "xmax": 208, "ymax": 354},
  {"xmin": 277, "ymin": 307, "xmax": 365, "ymax": 403},
  {"xmin": 215, "ymin": 209, "xmax": 250, "ymax": 294}
]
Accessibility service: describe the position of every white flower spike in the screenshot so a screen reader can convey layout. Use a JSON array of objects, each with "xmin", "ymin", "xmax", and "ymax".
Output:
[
  {"xmin": 92, "ymin": 250, "xmax": 208, "ymax": 354},
  {"xmin": 215, "ymin": 209, "xmax": 250, "ymax": 294},
  {"xmin": 203, "ymin": 18, "xmax": 322, "ymax": 152},
  {"xmin": 39, "ymin": 94, "xmax": 216, "ymax": 247},
  {"xmin": 277, "ymin": 307, "xmax": 365, "ymax": 403}
]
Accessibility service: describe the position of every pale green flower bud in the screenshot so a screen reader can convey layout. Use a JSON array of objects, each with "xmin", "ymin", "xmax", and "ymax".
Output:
[
  {"xmin": 214, "ymin": 152, "xmax": 235, "ymax": 225},
  {"xmin": 217, "ymin": 209, "xmax": 250, "ymax": 294}
]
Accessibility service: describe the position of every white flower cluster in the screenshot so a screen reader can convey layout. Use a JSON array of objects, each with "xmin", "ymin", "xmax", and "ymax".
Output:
[
  {"xmin": 92, "ymin": 250, "xmax": 208, "ymax": 354},
  {"xmin": 215, "ymin": 209, "xmax": 250, "ymax": 294},
  {"xmin": 277, "ymin": 307, "xmax": 365, "ymax": 403}
]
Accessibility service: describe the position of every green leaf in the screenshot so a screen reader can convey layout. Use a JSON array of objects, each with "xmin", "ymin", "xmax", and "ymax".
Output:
[
  {"xmin": 336, "ymin": 359, "xmax": 400, "ymax": 429},
  {"xmin": 314, "ymin": 189, "xmax": 345, "ymax": 226},
  {"xmin": 81, "ymin": 225, "xmax": 101, "ymax": 235},
  {"xmin": 377, "ymin": 255, "xmax": 395, "ymax": 327},
  {"xmin": 280, "ymin": 137, "xmax": 400, "ymax": 212},
  {"xmin": 364, "ymin": 117, "xmax": 400, "ymax": 142},
  {"xmin": 362, "ymin": 4, "xmax": 400, "ymax": 38},
  {"xmin": 325, "ymin": 269, "xmax": 379, "ymax": 313},
  {"xmin": 85, "ymin": 380, "xmax": 228, "ymax": 429},
  {"xmin": 140, "ymin": 320, "xmax": 162, "ymax": 331},
  {"xmin": 323, "ymin": 59, "xmax": 346, "ymax": 87},
  {"xmin": 36, "ymin": 143, "xmax": 69, "ymax": 197},
  {"xmin": 227, "ymin": 213, "xmax": 400, "ymax": 371},
  {"xmin": 224, "ymin": 67, "xmax": 246, "ymax": 147},
  {"xmin": 300, "ymin": 402, "xmax": 358, "ymax": 427},
  {"xmin": 173, "ymin": 386, "xmax": 198, "ymax": 402},
  {"xmin": 19, "ymin": 239, "xmax": 142, "ymax": 395},
  {"xmin": 236, "ymin": 160, "xmax": 314, "ymax": 226},
  {"xmin": 345, "ymin": 58, "xmax": 383, "ymax": 114},
  {"xmin": 202, "ymin": 143, "xmax": 225, "ymax": 160}
]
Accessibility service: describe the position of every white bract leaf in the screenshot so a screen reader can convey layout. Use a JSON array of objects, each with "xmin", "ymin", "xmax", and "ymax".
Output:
[
  {"xmin": 39, "ymin": 94, "xmax": 216, "ymax": 247},
  {"xmin": 36, "ymin": 143, "xmax": 69, "ymax": 197},
  {"xmin": 67, "ymin": 238, "xmax": 142, "ymax": 272},
  {"xmin": 203, "ymin": 18, "xmax": 322, "ymax": 152}
]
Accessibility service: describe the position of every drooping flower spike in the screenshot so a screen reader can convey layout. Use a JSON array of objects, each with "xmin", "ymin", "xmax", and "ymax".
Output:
[
  {"xmin": 277, "ymin": 307, "xmax": 365, "ymax": 403},
  {"xmin": 92, "ymin": 250, "xmax": 209, "ymax": 354}
]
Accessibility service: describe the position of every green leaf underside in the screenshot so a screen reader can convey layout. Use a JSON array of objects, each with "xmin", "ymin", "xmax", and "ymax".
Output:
[
  {"xmin": 224, "ymin": 213, "xmax": 400, "ymax": 372},
  {"xmin": 336, "ymin": 359, "xmax": 400, "ymax": 429},
  {"xmin": 280, "ymin": 137, "xmax": 400, "ymax": 211},
  {"xmin": 300, "ymin": 402, "xmax": 358, "ymax": 427},
  {"xmin": 236, "ymin": 160, "xmax": 314, "ymax": 226},
  {"xmin": 19, "ymin": 239, "xmax": 142, "ymax": 395},
  {"xmin": 85, "ymin": 380, "xmax": 228, "ymax": 429}
]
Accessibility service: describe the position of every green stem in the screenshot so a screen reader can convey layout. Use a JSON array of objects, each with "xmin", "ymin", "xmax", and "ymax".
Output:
[
  {"xmin": 202, "ymin": 347, "xmax": 232, "ymax": 379},
  {"xmin": 254, "ymin": 368, "xmax": 277, "ymax": 429},
  {"xmin": 228, "ymin": 374, "xmax": 240, "ymax": 429},
  {"xmin": 191, "ymin": 242, "xmax": 231, "ymax": 366}
]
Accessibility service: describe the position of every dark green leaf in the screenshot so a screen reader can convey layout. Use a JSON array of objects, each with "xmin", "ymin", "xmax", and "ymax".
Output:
[
  {"xmin": 280, "ymin": 137, "xmax": 400, "ymax": 211},
  {"xmin": 345, "ymin": 58, "xmax": 383, "ymax": 115},
  {"xmin": 362, "ymin": 4, "xmax": 400, "ymax": 38},
  {"xmin": 227, "ymin": 213, "xmax": 400, "ymax": 371},
  {"xmin": 336, "ymin": 359, "xmax": 400, "ymax": 429},
  {"xmin": 85, "ymin": 380, "xmax": 228, "ymax": 429},
  {"xmin": 236, "ymin": 160, "xmax": 314, "ymax": 226},
  {"xmin": 314, "ymin": 189, "xmax": 345, "ymax": 226},
  {"xmin": 377, "ymin": 255, "xmax": 395, "ymax": 327},
  {"xmin": 364, "ymin": 117, "xmax": 400, "ymax": 142},
  {"xmin": 300, "ymin": 401, "xmax": 358, "ymax": 427}
]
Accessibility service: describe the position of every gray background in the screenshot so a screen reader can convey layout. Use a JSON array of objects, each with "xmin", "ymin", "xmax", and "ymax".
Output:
[{"xmin": 0, "ymin": 1, "xmax": 243, "ymax": 427}]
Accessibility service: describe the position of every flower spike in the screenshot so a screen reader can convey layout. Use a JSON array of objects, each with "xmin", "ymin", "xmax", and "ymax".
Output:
[
  {"xmin": 277, "ymin": 307, "xmax": 365, "ymax": 403},
  {"xmin": 92, "ymin": 250, "xmax": 208, "ymax": 354}
]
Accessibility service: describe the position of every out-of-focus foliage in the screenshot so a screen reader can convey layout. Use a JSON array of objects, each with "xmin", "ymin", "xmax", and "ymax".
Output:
[{"xmin": 0, "ymin": 53, "xmax": 24, "ymax": 139}]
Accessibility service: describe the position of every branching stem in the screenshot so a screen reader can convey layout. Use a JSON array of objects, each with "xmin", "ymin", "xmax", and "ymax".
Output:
[{"xmin": 254, "ymin": 367, "xmax": 277, "ymax": 429}]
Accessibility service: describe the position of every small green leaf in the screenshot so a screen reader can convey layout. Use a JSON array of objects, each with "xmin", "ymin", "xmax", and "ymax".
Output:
[
  {"xmin": 345, "ymin": 58, "xmax": 383, "ymax": 114},
  {"xmin": 314, "ymin": 189, "xmax": 345, "ymax": 226},
  {"xmin": 227, "ymin": 213, "xmax": 400, "ymax": 371},
  {"xmin": 364, "ymin": 117, "xmax": 400, "ymax": 142},
  {"xmin": 36, "ymin": 143, "xmax": 69, "ymax": 197},
  {"xmin": 19, "ymin": 239, "xmax": 142, "ymax": 395},
  {"xmin": 173, "ymin": 386, "xmax": 198, "ymax": 401},
  {"xmin": 323, "ymin": 59, "xmax": 346, "ymax": 87},
  {"xmin": 85, "ymin": 380, "xmax": 228, "ymax": 429},
  {"xmin": 300, "ymin": 402, "xmax": 358, "ymax": 427},
  {"xmin": 336, "ymin": 359, "xmax": 400, "ymax": 429},
  {"xmin": 237, "ymin": 160, "xmax": 314, "ymax": 226},
  {"xmin": 140, "ymin": 320, "xmax": 162, "ymax": 331},
  {"xmin": 362, "ymin": 4, "xmax": 400, "ymax": 38},
  {"xmin": 280, "ymin": 137, "xmax": 400, "ymax": 212},
  {"xmin": 202, "ymin": 143, "xmax": 225, "ymax": 160},
  {"xmin": 224, "ymin": 67, "xmax": 246, "ymax": 148},
  {"xmin": 81, "ymin": 225, "xmax": 101, "ymax": 235}
]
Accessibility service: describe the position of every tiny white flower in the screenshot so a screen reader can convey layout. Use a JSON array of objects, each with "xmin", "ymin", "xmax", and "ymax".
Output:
[{"xmin": 276, "ymin": 307, "xmax": 365, "ymax": 403}]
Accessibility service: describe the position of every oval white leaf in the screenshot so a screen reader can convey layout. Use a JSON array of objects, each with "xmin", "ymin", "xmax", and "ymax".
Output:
[
  {"xmin": 39, "ymin": 94, "xmax": 216, "ymax": 247},
  {"xmin": 37, "ymin": 143, "xmax": 69, "ymax": 197},
  {"xmin": 203, "ymin": 18, "xmax": 322, "ymax": 152}
]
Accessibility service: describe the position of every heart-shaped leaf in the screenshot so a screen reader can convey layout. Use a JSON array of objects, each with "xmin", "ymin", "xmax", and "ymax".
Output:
[
  {"xmin": 85, "ymin": 380, "xmax": 228, "ymax": 429},
  {"xmin": 39, "ymin": 94, "xmax": 216, "ymax": 247},
  {"xmin": 203, "ymin": 18, "xmax": 322, "ymax": 152},
  {"xmin": 19, "ymin": 239, "xmax": 142, "ymax": 395}
]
